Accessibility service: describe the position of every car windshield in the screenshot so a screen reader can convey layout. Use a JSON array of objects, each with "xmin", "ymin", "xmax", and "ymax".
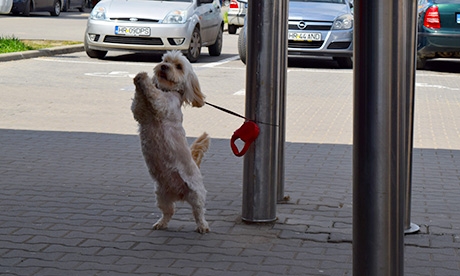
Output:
[{"xmin": 290, "ymin": 0, "xmax": 346, "ymax": 3}]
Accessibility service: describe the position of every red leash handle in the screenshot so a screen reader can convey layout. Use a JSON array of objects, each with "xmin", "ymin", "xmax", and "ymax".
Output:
[{"xmin": 230, "ymin": 121, "xmax": 260, "ymax": 157}]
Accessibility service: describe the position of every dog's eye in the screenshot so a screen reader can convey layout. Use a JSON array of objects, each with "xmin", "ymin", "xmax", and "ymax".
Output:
[{"xmin": 176, "ymin": 64, "xmax": 183, "ymax": 70}]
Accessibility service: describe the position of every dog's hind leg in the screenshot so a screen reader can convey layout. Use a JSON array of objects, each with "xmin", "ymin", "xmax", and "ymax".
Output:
[
  {"xmin": 153, "ymin": 195, "xmax": 175, "ymax": 230},
  {"xmin": 186, "ymin": 190, "xmax": 210, "ymax": 233}
]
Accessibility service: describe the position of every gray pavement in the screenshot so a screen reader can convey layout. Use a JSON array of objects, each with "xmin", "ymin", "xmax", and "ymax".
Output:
[{"xmin": 1, "ymin": 51, "xmax": 460, "ymax": 275}]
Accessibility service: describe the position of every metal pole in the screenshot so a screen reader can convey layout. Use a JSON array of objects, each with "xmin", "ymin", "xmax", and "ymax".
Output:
[
  {"xmin": 402, "ymin": 0, "xmax": 420, "ymax": 235},
  {"xmin": 277, "ymin": 0, "xmax": 288, "ymax": 203},
  {"xmin": 242, "ymin": 0, "xmax": 285, "ymax": 222},
  {"xmin": 353, "ymin": 0, "xmax": 416, "ymax": 274}
]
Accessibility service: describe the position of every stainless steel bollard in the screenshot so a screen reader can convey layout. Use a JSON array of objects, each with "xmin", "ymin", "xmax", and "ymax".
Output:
[
  {"xmin": 276, "ymin": 0, "xmax": 288, "ymax": 203},
  {"xmin": 401, "ymin": 0, "xmax": 420, "ymax": 235},
  {"xmin": 242, "ymin": 0, "xmax": 287, "ymax": 222},
  {"xmin": 353, "ymin": 0, "xmax": 418, "ymax": 274}
]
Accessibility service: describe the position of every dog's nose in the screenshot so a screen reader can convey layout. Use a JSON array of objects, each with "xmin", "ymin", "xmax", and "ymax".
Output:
[{"xmin": 161, "ymin": 64, "xmax": 169, "ymax": 71}]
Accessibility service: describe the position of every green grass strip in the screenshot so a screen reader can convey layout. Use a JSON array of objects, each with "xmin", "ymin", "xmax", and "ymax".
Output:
[{"xmin": 0, "ymin": 36, "xmax": 34, "ymax": 54}]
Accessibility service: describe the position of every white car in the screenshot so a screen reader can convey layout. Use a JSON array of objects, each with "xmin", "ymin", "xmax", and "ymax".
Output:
[
  {"xmin": 84, "ymin": 0, "xmax": 224, "ymax": 62},
  {"xmin": 0, "ymin": 0, "xmax": 12, "ymax": 13},
  {"xmin": 226, "ymin": 0, "xmax": 246, "ymax": 34}
]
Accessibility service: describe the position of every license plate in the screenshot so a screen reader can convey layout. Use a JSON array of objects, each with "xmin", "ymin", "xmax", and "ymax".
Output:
[
  {"xmin": 115, "ymin": 26, "xmax": 151, "ymax": 36},
  {"xmin": 288, "ymin": 32, "xmax": 321, "ymax": 41}
]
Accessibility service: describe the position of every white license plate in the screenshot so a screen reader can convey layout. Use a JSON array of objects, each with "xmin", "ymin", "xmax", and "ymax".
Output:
[
  {"xmin": 288, "ymin": 32, "xmax": 321, "ymax": 41},
  {"xmin": 115, "ymin": 26, "xmax": 151, "ymax": 36}
]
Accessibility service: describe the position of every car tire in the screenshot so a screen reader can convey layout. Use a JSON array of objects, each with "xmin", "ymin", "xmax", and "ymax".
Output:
[
  {"xmin": 22, "ymin": 0, "xmax": 31, "ymax": 16},
  {"xmin": 84, "ymin": 37, "xmax": 107, "ymax": 59},
  {"xmin": 334, "ymin": 57, "xmax": 353, "ymax": 69},
  {"xmin": 186, "ymin": 27, "xmax": 201, "ymax": 63},
  {"xmin": 238, "ymin": 27, "xmax": 247, "ymax": 64},
  {"xmin": 228, "ymin": 24, "xmax": 237, "ymax": 35},
  {"xmin": 208, "ymin": 26, "xmax": 223, "ymax": 57},
  {"xmin": 78, "ymin": 0, "xmax": 85, "ymax": 12},
  {"xmin": 416, "ymin": 55, "xmax": 426, "ymax": 70},
  {"xmin": 50, "ymin": 0, "xmax": 61, "ymax": 16},
  {"xmin": 62, "ymin": 0, "xmax": 68, "ymax": 12}
]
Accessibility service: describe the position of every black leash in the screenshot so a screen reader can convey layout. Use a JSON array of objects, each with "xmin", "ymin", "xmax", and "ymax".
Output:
[{"xmin": 205, "ymin": 101, "xmax": 278, "ymax": 127}]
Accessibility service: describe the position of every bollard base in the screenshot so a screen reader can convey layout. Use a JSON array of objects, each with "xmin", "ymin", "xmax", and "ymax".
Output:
[
  {"xmin": 404, "ymin": 222, "xmax": 420, "ymax": 234},
  {"xmin": 241, "ymin": 217, "xmax": 277, "ymax": 223}
]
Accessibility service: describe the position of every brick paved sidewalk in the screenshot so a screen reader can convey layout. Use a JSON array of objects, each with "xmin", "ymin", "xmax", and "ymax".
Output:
[{"xmin": 1, "ymin": 129, "xmax": 459, "ymax": 275}]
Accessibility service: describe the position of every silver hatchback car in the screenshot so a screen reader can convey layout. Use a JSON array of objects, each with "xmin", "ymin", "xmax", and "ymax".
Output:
[
  {"xmin": 238, "ymin": 0, "xmax": 354, "ymax": 68},
  {"xmin": 84, "ymin": 0, "xmax": 224, "ymax": 62}
]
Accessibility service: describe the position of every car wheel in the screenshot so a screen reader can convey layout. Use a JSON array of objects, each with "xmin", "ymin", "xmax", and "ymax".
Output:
[
  {"xmin": 228, "ymin": 24, "xmax": 237, "ymax": 35},
  {"xmin": 238, "ymin": 27, "xmax": 247, "ymax": 64},
  {"xmin": 50, "ymin": 0, "xmax": 61, "ymax": 16},
  {"xmin": 78, "ymin": 0, "xmax": 86, "ymax": 12},
  {"xmin": 416, "ymin": 55, "xmax": 426, "ymax": 70},
  {"xmin": 208, "ymin": 26, "xmax": 223, "ymax": 57},
  {"xmin": 62, "ymin": 0, "xmax": 68, "ymax": 12},
  {"xmin": 84, "ymin": 37, "xmax": 107, "ymax": 59},
  {"xmin": 22, "ymin": 0, "xmax": 31, "ymax": 16},
  {"xmin": 334, "ymin": 57, "xmax": 353, "ymax": 69},
  {"xmin": 186, "ymin": 27, "xmax": 201, "ymax": 63}
]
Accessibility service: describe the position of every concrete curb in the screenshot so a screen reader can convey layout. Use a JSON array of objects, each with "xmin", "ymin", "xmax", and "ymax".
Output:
[
  {"xmin": 0, "ymin": 22, "xmax": 230, "ymax": 63},
  {"xmin": 0, "ymin": 44, "xmax": 84, "ymax": 62}
]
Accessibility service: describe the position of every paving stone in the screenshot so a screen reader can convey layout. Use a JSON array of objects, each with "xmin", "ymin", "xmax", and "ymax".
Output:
[{"xmin": 1, "ymin": 56, "xmax": 460, "ymax": 275}]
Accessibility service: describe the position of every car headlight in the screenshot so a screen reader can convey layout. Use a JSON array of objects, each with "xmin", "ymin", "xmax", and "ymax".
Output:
[
  {"xmin": 90, "ymin": 6, "xmax": 107, "ymax": 20},
  {"xmin": 332, "ymin": 14, "xmax": 353, "ymax": 30},
  {"xmin": 163, "ymin": 10, "xmax": 187, "ymax": 24}
]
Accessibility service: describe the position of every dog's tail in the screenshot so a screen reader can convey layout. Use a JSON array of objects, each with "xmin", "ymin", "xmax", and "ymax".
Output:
[{"xmin": 190, "ymin": 132, "xmax": 210, "ymax": 168}]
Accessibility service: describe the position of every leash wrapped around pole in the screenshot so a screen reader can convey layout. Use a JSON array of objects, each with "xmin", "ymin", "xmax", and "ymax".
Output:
[{"xmin": 205, "ymin": 101, "xmax": 274, "ymax": 157}]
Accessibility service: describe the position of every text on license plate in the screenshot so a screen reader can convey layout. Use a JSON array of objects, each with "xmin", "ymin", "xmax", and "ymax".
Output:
[
  {"xmin": 115, "ymin": 26, "xmax": 151, "ymax": 36},
  {"xmin": 288, "ymin": 32, "xmax": 321, "ymax": 41}
]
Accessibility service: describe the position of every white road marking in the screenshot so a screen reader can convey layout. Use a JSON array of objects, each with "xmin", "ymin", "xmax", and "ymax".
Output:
[
  {"xmin": 416, "ymin": 82, "xmax": 459, "ymax": 91},
  {"xmin": 200, "ymin": 55, "xmax": 240, "ymax": 68},
  {"xmin": 84, "ymin": 71, "xmax": 136, "ymax": 78},
  {"xmin": 233, "ymin": 89, "xmax": 245, "ymax": 96}
]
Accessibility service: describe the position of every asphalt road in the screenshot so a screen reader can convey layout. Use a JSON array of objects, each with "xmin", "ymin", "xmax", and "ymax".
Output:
[
  {"xmin": 0, "ymin": 11, "xmax": 90, "ymax": 41},
  {"xmin": 1, "ymin": 12, "xmax": 460, "ymax": 148}
]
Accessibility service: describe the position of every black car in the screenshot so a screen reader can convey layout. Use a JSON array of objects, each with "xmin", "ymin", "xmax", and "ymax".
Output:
[
  {"xmin": 11, "ymin": 0, "xmax": 61, "ymax": 16},
  {"xmin": 61, "ymin": 0, "xmax": 86, "ymax": 12}
]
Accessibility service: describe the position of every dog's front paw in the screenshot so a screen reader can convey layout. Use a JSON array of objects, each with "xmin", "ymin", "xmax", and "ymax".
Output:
[
  {"xmin": 133, "ymin": 72, "xmax": 150, "ymax": 91},
  {"xmin": 134, "ymin": 71, "xmax": 148, "ymax": 83}
]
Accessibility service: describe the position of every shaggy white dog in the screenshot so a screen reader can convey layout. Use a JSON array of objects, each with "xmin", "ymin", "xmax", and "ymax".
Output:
[{"xmin": 131, "ymin": 51, "xmax": 210, "ymax": 233}]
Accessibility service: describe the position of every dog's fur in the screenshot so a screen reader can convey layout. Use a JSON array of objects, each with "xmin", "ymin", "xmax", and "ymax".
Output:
[{"xmin": 131, "ymin": 51, "xmax": 210, "ymax": 233}]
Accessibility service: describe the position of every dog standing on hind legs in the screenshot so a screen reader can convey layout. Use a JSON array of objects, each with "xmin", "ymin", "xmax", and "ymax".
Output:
[{"xmin": 131, "ymin": 51, "xmax": 210, "ymax": 233}]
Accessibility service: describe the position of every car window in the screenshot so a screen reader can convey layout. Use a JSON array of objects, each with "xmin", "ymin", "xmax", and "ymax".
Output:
[{"xmin": 290, "ymin": 0, "xmax": 347, "ymax": 4}]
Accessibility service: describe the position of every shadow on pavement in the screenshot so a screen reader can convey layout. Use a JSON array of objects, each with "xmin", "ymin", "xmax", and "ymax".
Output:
[
  {"xmin": 423, "ymin": 58, "xmax": 460, "ymax": 74},
  {"xmin": 1, "ymin": 129, "xmax": 459, "ymax": 275}
]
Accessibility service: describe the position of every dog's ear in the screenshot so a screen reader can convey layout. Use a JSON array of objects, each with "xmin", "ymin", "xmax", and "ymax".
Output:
[{"xmin": 184, "ymin": 70, "xmax": 205, "ymax": 107}]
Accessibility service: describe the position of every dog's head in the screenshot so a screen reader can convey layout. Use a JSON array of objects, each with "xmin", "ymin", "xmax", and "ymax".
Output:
[{"xmin": 153, "ymin": 50, "xmax": 205, "ymax": 107}]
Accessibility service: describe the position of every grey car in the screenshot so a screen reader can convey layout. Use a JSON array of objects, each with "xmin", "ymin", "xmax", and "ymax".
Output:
[
  {"xmin": 84, "ymin": 0, "xmax": 224, "ymax": 62},
  {"xmin": 238, "ymin": 0, "xmax": 354, "ymax": 68}
]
